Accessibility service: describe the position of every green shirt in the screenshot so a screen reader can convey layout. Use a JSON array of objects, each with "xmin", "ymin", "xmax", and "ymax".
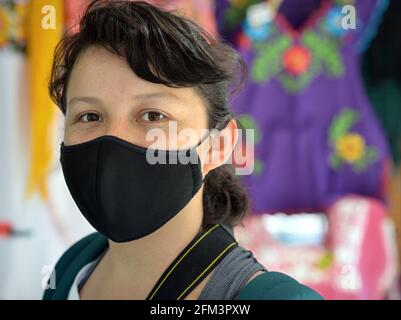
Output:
[{"xmin": 42, "ymin": 232, "xmax": 324, "ymax": 300}]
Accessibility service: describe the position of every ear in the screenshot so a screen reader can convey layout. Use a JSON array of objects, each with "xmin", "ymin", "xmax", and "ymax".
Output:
[{"xmin": 199, "ymin": 119, "xmax": 239, "ymax": 175}]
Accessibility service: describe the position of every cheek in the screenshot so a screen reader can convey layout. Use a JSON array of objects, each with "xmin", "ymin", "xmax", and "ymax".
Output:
[
  {"xmin": 63, "ymin": 121, "xmax": 104, "ymax": 146},
  {"xmin": 62, "ymin": 107, "xmax": 107, "ymax": 145},
  {"xmin": 62, "ymin": 115, "xmax": 75, "ymax": 145},
  {"xmin": 63, "ymin": 125, "xmax": 83, "ymax": 146}
]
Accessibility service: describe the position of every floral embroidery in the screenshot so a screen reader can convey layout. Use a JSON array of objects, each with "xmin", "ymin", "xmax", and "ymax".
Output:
[
  {"xmin": 0, "ymin": 1, "xmax": 27, "ymax": 51},
  {"xmin": 236, "ymin": 30, "xmax": 252, "ymax": 50},
  {"xmin": 301, "ymin": 30, "xmax": 344, "ymax": 77},
  {"xmin": 328, "ymin": 108, "xmax": 378, "ymax": 172},
  {"xmin": 223, "ymin": 0, "xmax": 354, "ymax": 93},
  {"xmin": 229, "ymin": 0, "xmax": 250, "ymax": 8},
  {"xmin": 249, "ymin": 28, "xmax": 345, "ymax": 92},
  {"xmin": 317, "ymin": 252, "xmax": 333, "ymax": 270},
  {"xmin": 224, "ymin": 0, "xmax": 260, "ymax": 30},
  {"xmin": 324, "ymin": 5, "xmax": 349, "ymax": 37},
  {"xmin": 336, "ymin": 133, "xmax": 366, "ymax": 163},
  {"xmin": 282, "ymin": 45, "xmax": 311, "ymax": 75},
  {"xmin": 250, "ymin": 35, "xmax": 292, "ymax": 83},
  {"xmin": 242, "ymin": 18, "xmax": 272, "ymax": 42}
]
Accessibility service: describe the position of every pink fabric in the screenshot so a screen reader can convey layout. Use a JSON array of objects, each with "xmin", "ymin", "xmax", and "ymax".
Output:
[
  {"xmin": 234, "ymin": 195, "xmax": 397, "ymax": 299},
  {"xmin": 64, "ymin": 0, "xmax": 88, "ymax": 33},
  {"xmin": 140, "ymin": 0, "xmax": 217, "ymax": 36},
  {"xmin": 64, "ymin": 0, "xmax": 217, "ymax": 36}
]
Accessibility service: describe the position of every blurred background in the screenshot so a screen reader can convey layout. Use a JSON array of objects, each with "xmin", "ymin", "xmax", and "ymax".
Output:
[{"xmin": 0, "ymin": 0, "xmax": 400, "ymax": 299}]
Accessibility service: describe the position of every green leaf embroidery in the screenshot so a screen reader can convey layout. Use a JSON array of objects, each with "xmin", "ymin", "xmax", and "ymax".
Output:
[
  {"xmin": 328, "ymin": 108, "xmax": 359, "ymax": 145},
  {"xmin": 251, "ymin": 36, "xmax": 292, "ymax": 83},
  {"xmin": 302, "ymin": 30, "xmax": 344, "ymax": 77}
]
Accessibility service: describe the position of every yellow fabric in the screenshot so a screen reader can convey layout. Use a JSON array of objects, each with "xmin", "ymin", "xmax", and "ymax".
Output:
[{"xmin": 25, "ymin": 0, "xmax": 64, "ymax": 199}]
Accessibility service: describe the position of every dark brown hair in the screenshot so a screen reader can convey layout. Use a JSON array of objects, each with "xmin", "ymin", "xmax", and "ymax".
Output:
[{"xmin": 49, "ymin": 0, "xmax": 249, "ymax": 229}]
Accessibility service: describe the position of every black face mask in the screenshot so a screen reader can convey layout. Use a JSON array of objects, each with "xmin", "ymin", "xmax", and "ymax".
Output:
[{"xmin": 60, "ymin": 135, "xmax": 205, "ymax": 243}]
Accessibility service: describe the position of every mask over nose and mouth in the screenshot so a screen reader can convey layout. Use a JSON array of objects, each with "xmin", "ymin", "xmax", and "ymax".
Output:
[{"xmin": 60, "ymin": 135, "xmax": 207, "ymax": 243}]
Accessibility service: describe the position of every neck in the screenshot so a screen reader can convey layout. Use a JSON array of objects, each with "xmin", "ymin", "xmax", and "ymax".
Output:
[{"xmin": 102, "ymin": 188, "xmax": 204, "ymax": 297}]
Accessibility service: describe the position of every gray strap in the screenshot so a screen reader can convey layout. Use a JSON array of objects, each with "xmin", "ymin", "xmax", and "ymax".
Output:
[{"xmin": 198, "ymin": 245, "xmax": 267, "ymax": 300}]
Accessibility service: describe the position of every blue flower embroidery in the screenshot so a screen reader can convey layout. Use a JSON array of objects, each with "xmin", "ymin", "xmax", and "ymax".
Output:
[
  {"xmin": 325, "ymin": 6, "xmax": 348, "ymax": 37},
  {"xmin": 242, "ymin": 18, "xmax": 272, "ymax": 42}
]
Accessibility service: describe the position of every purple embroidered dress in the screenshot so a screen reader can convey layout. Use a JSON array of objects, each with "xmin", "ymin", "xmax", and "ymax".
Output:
[{"xmin": 217, "ymin": 0, "xmax": 390, "ymax": 213}]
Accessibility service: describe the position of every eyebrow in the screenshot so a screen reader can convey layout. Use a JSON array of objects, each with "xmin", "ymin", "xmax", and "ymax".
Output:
[
  {"xmin": 134, "ymin": 92, "xmax": 180, "ymax": 101},
  {"xmin": 68, "ymin": 96, "xmax": 103, "ymax": 107},
  {"xmin": 68, "ymin": 92, "xmax": 180, "ymax": 107}
]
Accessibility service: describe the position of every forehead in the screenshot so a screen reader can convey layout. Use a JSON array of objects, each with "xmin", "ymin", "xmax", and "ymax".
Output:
[{"xmin": 66, "ymin": 46, "xmax": 204, "ymax": 107}]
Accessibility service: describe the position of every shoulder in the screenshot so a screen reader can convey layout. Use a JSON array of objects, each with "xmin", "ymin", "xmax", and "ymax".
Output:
[
  {"xmin": 234, "ymin": 271, "xmax": 324, "ymax": 300},
  {"xmin": 43, "ymin": 232, "xmax": 108, "ymax": 300},
  {"xmin": 55, "ymin": 232, "xmax": 107, "ymax": 271}
]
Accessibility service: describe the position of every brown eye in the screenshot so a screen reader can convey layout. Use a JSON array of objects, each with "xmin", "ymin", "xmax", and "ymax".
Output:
[
  {"xmin": 141, "ymin": 111, "xmax": 165, "ymax": 122},
  {"xmin": 79, "ymin": 113, "xmax": 102, "ymax": 122}
]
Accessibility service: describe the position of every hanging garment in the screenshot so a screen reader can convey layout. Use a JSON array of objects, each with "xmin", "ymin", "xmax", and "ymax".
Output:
[
  {"xmin": 0, "ymin": 0, "xmax": 68, "ymax": 299},
  {"xmin": 25, "ymin": 0, "xmax": 64, "ymax": 200},
  {"xmin": 234, "ymin": 195, "xmax": 398, "ymax": 299},
  {"xmin": 64, "ymin": 0, "xmax": 218, "ymax": 36},
  {"xmin": 216, "ymin": 0, "xmax": 391, "ymax": 213},
  {"xmin": 64, "ymin": 0, "xmax": 88, "ymax": 33},
  {"xmin": 147, "ymin": 0, "xmax": 218, "ymax": 37},
  {"xmin": 0, "ymin": 0, "xmax": 29, "ymax": 298}
]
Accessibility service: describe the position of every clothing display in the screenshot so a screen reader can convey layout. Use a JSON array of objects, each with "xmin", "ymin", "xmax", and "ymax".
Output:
[
  {"xmin": 234, "ymin": 195, "xmax": 398, "ymax": 299},
  {"xmin": 25, "ymin": 0, "xmax": 64, "ymax": 200},
  {"xmin": 216, "ymin": 0, "xmax": 390, "ymax": 213},
  {"xmin": 64, "ymin": 0, "xmax": 218, "ymax": 36},
  {"xmin": 147, "ymin": 0, "xmax": 218, "ymax": 36},
  {"xmin": 0, "ymin": 0, "xmax": 92, "ymax": 299},
  {"xmin": 0, "ymin": 0, "xmax": 29, "ymax": 299}
]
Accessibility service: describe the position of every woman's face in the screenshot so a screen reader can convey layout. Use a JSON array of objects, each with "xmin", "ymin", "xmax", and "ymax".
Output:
[{"xmin": 64, "ymin": 46, "xmax": 209, "ymax": 150}]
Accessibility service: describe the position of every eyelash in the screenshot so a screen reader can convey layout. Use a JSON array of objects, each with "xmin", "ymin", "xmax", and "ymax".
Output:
[
  {"xmin": 76, "ymin": 112, "xmax": 102, "ymax": 123},
  {"xmin": 139, "ymin": 111, "xmax": 166, "ymax": 122},
  {"xmin": 75, "ymin": 111, "xmax": 168, "ymax": 124}
]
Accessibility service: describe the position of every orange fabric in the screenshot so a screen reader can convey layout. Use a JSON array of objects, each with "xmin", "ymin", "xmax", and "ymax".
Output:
[{"xmin": 25, "ymin": 0, "xmax": 64, "ymax": 199}]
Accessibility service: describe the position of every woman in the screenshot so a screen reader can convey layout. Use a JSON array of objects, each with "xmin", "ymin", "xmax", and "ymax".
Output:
[{"xmin": 43, "ymin": 0, "xmax": 322, "ymax": 300}]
